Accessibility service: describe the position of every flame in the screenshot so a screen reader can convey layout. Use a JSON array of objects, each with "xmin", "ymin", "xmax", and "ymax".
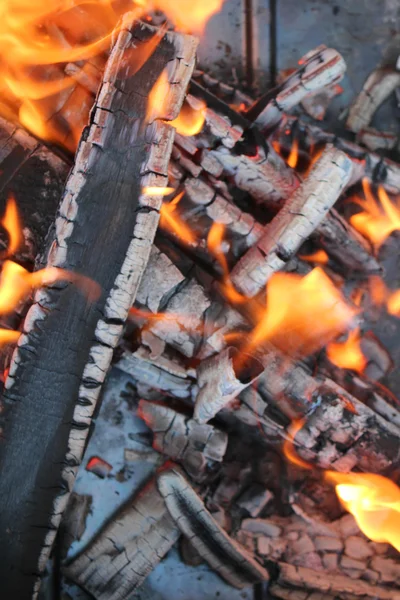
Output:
[
  {"xmin": 325, "ymin": 471, "xmax": 400, "ymax": 552},
  {"xmin": 0, "ymin": 0, "xmax": 224, "ymax": 150},
  {"xmin": 170, "ymin": 99, "xmax": 206, "ymax": 136},
  {"xmin": 207, "ymin": 223, "xmax": 248, "ymax": 305},
  {"xmin": 159, "ymin": 191, "xmax": 197, "ymax": 245},
  {"xmin": 287, "ymin": 138, "xmax": 299, "ymax": 169},
  {"xmin": 299, "ymin": 249, "xmax": 329, "ymax": 265},
  {"xmin": 247, "ymin": 267, "xmax": 358, "ymax": 358},
  {"xmin": 143, "ymin": 186, "xmax": 175, "ymax": 196},
  {"xmin": 147, "ymin": 69, "xmax": 170, "ymax": 123},
  {"xmin": 0, "ymin": 260, "xmax": 99, "ymax": 314},
  {"xmin": 350, "ymin": 179, "xmax": 400, "ymax": 249},
  {"xmin": 0, "ymin": 328, "xmax": 21, "ymax": 346},
  {"xmin": 1, "ymin": 195, "xmax": 22, "ymax": 256},
  {"xmin": 326, "ymin": 328, "xmax": 367, "ymax": 374},
  {"xmin": 284, "ymin": 419, "xmax": 400, "ymax": 552}
]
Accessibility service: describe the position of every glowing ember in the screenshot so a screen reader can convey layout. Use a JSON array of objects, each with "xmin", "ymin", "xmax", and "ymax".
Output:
[
  {"xmin": 159, "ymin": 191, "xmax": 197, "ymax": 245},
  {"xmin": 0, "ymin": 0, "xmax": 224, "ymax": 149},
  {"xmin": 170, "ymin": 99, "xmax": 206, "ymax": 136},
  {"xmin": 326, "ymin": 328, "xmax": 367, "ymax": 374},
  {"xmin": 247, "ymin": 267, "xmax": 358, "ymax": 358},
  {"xmin": 287, "ymin": 137, "xmax": 299, "ymax": 169},
  {"xmin": 299, "ymin": 249, "xmax": 329, "ymax": 265},
  {"xmin": 284, "ymin": 420, "xmax": 400, "ymax": 552},
  {"xmin": 350, "ymin": 179, "xmax": 400, "ymax": 249}
]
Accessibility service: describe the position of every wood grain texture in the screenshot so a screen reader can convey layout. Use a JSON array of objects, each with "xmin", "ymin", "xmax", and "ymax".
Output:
[{"xmin": 0, "ymin": 17, "xmax": 197, "ymax": 599}]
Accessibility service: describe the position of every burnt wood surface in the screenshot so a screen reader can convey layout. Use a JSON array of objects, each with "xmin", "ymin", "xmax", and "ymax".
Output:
[{"xmin": 0, "ymin": 16, "xmax": 196, "ymax": 599}]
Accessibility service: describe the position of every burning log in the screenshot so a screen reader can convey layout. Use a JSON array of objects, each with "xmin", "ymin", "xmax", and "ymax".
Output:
[
  {"xmin": 230, "ymin": 145, "xmax": 353, "ymax": 297},
  {"xmin": 246, "ymin": 46, "xmax": 346, "ymax": 133},
  {"xmin": 358, "ymin": 128, "xmax": 398, "ymax": 152},
  {"xmin": 157, "ymin": 468, "xmax": 270, "ymax": 588},
  {"xmin": 64, "ymin": 473, "xmax": 180, "ymax": 600},
  {"xmin": 0, "ymin": 18, "xmax": 197, "ymax": 598},
  {"xmin": 346, "ymin": 68, "xmax": 400, "ymax": 134},
  {"xmin": 138, "ymin": 400, "xmax": 228, "ymax": 478},
  {"xmin": 194, "ymin": 347, "xmax": 264, "ymax": 423}
]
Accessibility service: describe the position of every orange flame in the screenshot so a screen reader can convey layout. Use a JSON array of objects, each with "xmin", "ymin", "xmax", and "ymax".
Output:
[
  {"xmin": 326, "ymin": 328, "xmax": 367, "ymax": 374},
  {"xmin": 170, "ymin": 100, "xmax": 206, "ymax": 136},
  {"xmin": 0, "ymin": 328, "xmax": 21, "ymax": 346},
  {"xmin": 247, "ymin": 267, "xmax": 358, "ymax": 358},
  {"xmin": 1, "ymin": 195, "xmax": 22, "ymax": 257},
  {"xmin": 159, "ymin": 191, "xmax": 197, "ymax": 245},
  {"xmin": 350, "ymin": 179, "xmax": 400, "ymax": 249},
  {"xmin": 207, "ymin": 223, "xmax": 248, "ymax": 305},
  {"xmin": 143, "ymin": 186, "xmax": 175, "ymax": 196},
  {"xmin": 0, "ymin": 0, "xmax": 224, "ymax": 150},
  {"xmin": 287, "ymin": 138, "xmax": 299, "ymax": 169},
  {"xmin": 299, "ymin": 249, "xmax": 329, "ymax": 265},
  {"xmin": 284, "ymin": 419, "xmax": 400, "ymax": 552},
  {"xmin": 147, "ymin": 69, "xmax": 170, "ymax": 123}
]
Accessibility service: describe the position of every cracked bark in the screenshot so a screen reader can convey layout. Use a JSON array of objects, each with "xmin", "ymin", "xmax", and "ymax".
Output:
[
  {"xmin": 63, "ymin": 473, "xmax": 180, "ymax": 600},
  {"xmin": 157, "ymin": 468, "xmax": 270, "ymax": 588},
  {"xmin": 0, "ymin": 17, "xmax": 197, "ymax": 599}
]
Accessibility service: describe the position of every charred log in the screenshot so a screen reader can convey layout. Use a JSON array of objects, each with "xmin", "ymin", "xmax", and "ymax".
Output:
[{"xmin": 0, "ymin": 18, "xmax": 197, "ymax": 598}]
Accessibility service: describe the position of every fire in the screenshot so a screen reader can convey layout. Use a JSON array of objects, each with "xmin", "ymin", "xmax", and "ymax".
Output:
[
  {"xmin": 299, "ymin": 249, "xmax": 329, "ymax": 265},
  {"xmin": 248, "ymin": 267, "xmax": 358, "ymax": 358},
  {"xmin": 1, "ymin": 195, "xmax": 22, "ymax": 256},
  {"xmin": 326, "ymin": 328, "xmax": 367, "ymax": 374},
  {"xmin": 325, "ymin": 471, "xmax": 400, "ymax": 552},
  {"xmin": 350, "ymin": 179, "xmax": 400, "ymax": 249},
  {"xmin": 159, "ymin": 191, "xmax": 197, "ymax": 245},
  {"xmin": 170, "ymin": 99, "xmax": 206, "ymax": 136},
  {"xmin": 147, "ymin": 69, "xmax": 170, "ymax": 123},
  {"xmin": 0, "ymin": 0, "xmax": 224, "ymax": 150},
  {"xmin": 0, "ymin": 329, "xmax": 21, "ymax": 346},
  {"xmin": 284, "ymin": 419, "xmax": 400, "ymax": 552},
  {"xmin": 287, "ymin": 138, "xmax": 299, "ymax": 169},
  {"xmin": 143, "ymin": 186, "xmax": 175, "ymax": 196},
  {"xmin": 207, "ymin": 223, "xmax": 248, "ymax": 305}
]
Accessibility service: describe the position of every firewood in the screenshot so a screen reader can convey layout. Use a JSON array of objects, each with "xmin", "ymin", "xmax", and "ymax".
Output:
[
  {"xmin": 230, "ymin": 146, "xmax": 353, "ymax": 297},
  {"xmin": 0, "ymin": 18, "xmax": 197, "ymax": 599},
  {"xmin": 194, "ymin": 347, "xmax": 264, "ymax": 424},
  {"xmin": 157, "ymin": 468, "xmax": 270, "ymax": 588},
  {"xmin": 346, "ymin": 68, "xmax": 400, "ymax": 134},
  {"xmin": 64, "ymin": 473, "xmax": 180, "ymax": 600},
  {"xmin": 117, "ymin": 346, "xmax": 194, "ymax": 399},
  {"xmin": 358, "ymin": 127, "xmax": 398, "ymax": 152},
  {"xmin": 138, "ymin": 400, "xmax": 228, "ymax": 478},
  {"xmin": 277, "ymin": 115, "xmax": 400, "ymax": 195},
  {"xmin": 0, "ymin": 116, "xmax": 69, "ymax": 262},
  {"xmin": 246, "ymin": 46, "xmax": 346, "ymax": 132}
]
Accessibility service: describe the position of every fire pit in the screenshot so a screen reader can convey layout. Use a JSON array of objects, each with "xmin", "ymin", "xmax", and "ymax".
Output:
[{"xmin": 0, "ymin": 1, "xmax": 399, "ymax": 599}]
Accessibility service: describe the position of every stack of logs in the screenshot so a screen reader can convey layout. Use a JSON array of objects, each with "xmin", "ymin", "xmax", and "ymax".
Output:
[{"xmin": 0, "ymin": 13, "xmax": 399, "ymax": 600}]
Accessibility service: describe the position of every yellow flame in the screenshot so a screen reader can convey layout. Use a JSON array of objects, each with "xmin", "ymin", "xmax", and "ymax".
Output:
[
  {"xmin": 287, "ymin": 138, "xmax": 299, "ymax": 169},
  {"xmin": 326, "ymin": 328, "xmax": 367, "ymax": 374},
  {"xmin": 170, "ymin": 100, "xmax": 206, "ymax": 136},
  {"xmin": 159, "ymin": 191, "xmax": 197, "ymax": 245}
]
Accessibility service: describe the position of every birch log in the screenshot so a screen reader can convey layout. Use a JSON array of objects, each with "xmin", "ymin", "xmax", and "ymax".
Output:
[
  {"xmin": 230, "ymin": 146, "xmax": 353, "ymax": 297},
  {"xmin": 0, "ymin": 18, "xmax": 197, "ymax": 599},
  {"xmin": 346, "ymin": 68, "xmax": 400, "ymax": 134}
]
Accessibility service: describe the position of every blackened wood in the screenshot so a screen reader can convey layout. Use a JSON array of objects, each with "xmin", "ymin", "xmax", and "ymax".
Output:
[{"xmin": 0, "ymin": 17, "xmax": 197, "ymax": 599}]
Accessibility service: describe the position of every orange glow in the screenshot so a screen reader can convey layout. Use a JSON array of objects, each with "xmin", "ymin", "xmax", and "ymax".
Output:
[
  {"xmin": 0, "ymin": 260, "xmax": 99, "ymax": 315},
  {"xmin": 0, "ymin": 329, "xmax": 21, "ymax": 345},
  {"xmin": 247, "ymin": 267, "xmax": 358, "ymax": 358},
  {"xmin": 143, "ymin": 187, "xmax": 175, "ymax": 196},
  {"xmin": 0, "ymin": 0, "xmax": 224, "ymax": 150},
  {"xmin": 325, "ymin": 471, "xmax": 400, "ymax": 552},
  {"xmin": 299, "ymin": 249, "xmax": 329, "ymax": 265},
  {"xmin": 369, "ymin": 275, "xmax": 388, "ymax": 307},
  {"xmin": 147, "ymin": 69, "xmax": 170, "ymax": 123},
  {"xmin": 287, "ymin": 138, "xmax": 299, "ymax": 169},
  {"xmin": 387, "ymin": 290, "xmax": 400, "ymax": 316},
  {"xmin": 170, "ymin": 100, "xmax": 206, "ymax": 136},
  {"xmin": 1, "ymin": 195, "xmax": 22, "ymax": 256},
  {"xmin": 159, "ymin": 191, "xmax": 197, "ymax": 245},
  {"xmin": 207, "ymin": 223, "xmax": 248, "ymax": 305},
  {"xmin": 350, "ymin": 179, "xmax": 400, "ymax": 249},
  {"xmin": 283, "ymin": 419, "xmax": 311, "ymax": 470},
  {"xmin": 326, "ymin": 328, "xmax": 367, "ymax": 374}
]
